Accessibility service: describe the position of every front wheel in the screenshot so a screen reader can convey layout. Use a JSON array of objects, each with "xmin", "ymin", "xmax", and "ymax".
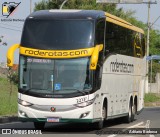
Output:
[
  {"xmin": 34, "ymin": 122, "xmax": 45, "ymax": 129},
  {"xmin": 94, "ymin": 120, "xmax": 103, "ymax": 130},
  {"xmin": 94, "ymin": 105, "xmax": 107, "ymax": 130}
]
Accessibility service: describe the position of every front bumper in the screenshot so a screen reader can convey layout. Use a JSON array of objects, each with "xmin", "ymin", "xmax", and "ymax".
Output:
[
  {"xmin": 18, "ymin": 103, "xmax": 100, "ymax": 123},
  {"xmin": 18, "ymin": 117, "xmax": 100, "ymax": 123}
]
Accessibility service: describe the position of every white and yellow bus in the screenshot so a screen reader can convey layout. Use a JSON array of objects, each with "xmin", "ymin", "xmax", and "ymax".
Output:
[{"xmin": 7, "ymin": 10, "xmax": 146, "ymax": 129}]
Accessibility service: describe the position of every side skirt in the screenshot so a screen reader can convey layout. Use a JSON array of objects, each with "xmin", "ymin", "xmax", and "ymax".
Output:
[
  {"xmin": 18, "ymin": 117, "xmax": 102, "ymax": 123},
  {"xmin": 106, "ymin": 113, "xmax": 128, "ymax": 120}
]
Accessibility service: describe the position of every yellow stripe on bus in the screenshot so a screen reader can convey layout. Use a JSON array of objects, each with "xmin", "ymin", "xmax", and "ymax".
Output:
[
  {"xmin": 106, "ymin": 12, "xmax": 132, "ymax": 25},
  {"xmin": 105, "ymin": 13, "xmax": 144, "ymax": 34},
  {"xmin": 7, "ymin": 44, "xmax": 20, "ymax": 67}
]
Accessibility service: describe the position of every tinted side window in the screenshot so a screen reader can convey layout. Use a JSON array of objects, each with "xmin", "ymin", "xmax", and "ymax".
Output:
[
  {"xmin": 127, "ymin": 30, "xmax": 134, "ymax": 56},
  {"xmin": 105, "ymin": 22, "xmax": 144, "ymax": 58},
  {"xmin": 95, "ymin": 19, "xmax": 105, "ymax": 66},
  {"xmin": 105, "ymin": 22, "xmax": 128, "ymax": 56},
  {"xmin": 105, "ymin": 22, "xmax": 116, "ymax": 55},
  {"xmin": 141, "ymin": 34, "xmax": 146, "ymax": 57},
  {"xmin": 96, "ymin": 20, "xmax": 105, "ymax": 45},
  {"xmin": 133, "ymin": 33, "xmax": 145, "ymax": 58}
]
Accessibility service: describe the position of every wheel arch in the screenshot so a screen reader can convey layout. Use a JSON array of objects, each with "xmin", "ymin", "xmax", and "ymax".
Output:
[
  {"xmin": 130, "ymin": 95, "xmax": 133, "ymax": 106},
  {"xmin": 134, "ymin": 95, "xmax": 138, "ymax": 113},
  {"xmin": 103, "ymin": 97, "xmax": 108, "ymax": 119}
]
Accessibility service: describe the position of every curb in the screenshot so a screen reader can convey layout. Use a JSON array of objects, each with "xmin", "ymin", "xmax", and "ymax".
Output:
[
  {"xmin": 144, "ymin": 102, "xmax": 160, "ymax": 107},
  {"xmin": 0, "ymin": 116, "xmax": 18, "ymax": 124}
]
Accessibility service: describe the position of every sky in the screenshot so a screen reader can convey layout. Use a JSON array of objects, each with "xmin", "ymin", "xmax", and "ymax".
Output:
[
  {"xmin": 0, "ymin": 0, "xmax": 160, "ymax": 63},
  {"xmin": 118, "ymin": 0, "xmax": 160, "ymax": 30}
]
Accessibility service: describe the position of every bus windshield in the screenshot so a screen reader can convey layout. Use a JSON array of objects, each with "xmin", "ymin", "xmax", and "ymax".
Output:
[
  {"xmin": 21, "ymin": 20, "xmax": 94, "ymax": 50},
  {"xmin": 19, "ymin": 56, "xmax": 92, "ymax": 97}
]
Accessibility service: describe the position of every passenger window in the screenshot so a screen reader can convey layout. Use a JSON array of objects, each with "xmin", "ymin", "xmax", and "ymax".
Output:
[{"xmin": 96, "ymin": 19, "xmax": 105, "ymax": 45}]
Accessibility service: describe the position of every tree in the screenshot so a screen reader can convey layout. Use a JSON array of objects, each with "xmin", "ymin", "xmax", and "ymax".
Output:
[
  {"xmin": 149, "ymin": 29, "xmax": 160, "ymax": 55},
  {"xmin": 0, "ymin": 35, "xmax": 13, "ymax": 98},
  {"xmin": 0, "ymin": 36, "xmax": 7, "ymax": 46},
  {"xmin": 7, "ymin": 68, "xmax": 18, "ymax": 97},
  {"xmin": 35, "ymin": 0, "xmax": 122, "ymax": 15},
  {"xmin": 35, "ymin": 0, "xmax": 63, "ymax": 10}
]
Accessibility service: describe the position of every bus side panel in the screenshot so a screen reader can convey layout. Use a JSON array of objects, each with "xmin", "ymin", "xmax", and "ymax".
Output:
[
  {"xmin": 134, "ymin": 57, "xmax": 146, "ymax": 112},
  {"xmin": 94, "ymin": 54, "xmax": 145, "ymax": 119}
]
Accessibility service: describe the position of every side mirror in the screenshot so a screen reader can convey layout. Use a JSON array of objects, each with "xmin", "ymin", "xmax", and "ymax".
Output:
[
  {"xmin": 90, "ymin": 44, "xmax": 103, "ymax": 70},
  {"xmin": 7, "ymin": 44, "xmax": 20, "ymax": 67}
]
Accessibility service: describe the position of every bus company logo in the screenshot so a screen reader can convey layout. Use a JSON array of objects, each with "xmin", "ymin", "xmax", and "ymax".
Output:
[
  {"xmin": 2, "ymin": 2, "xmax": 21, "ymax": 18},
  {"xmin": 50, "ymin": 107, "xmax": 56, "ymax": 112},
  {"xmin": 24, "ymin": 49, "xmax": 89, "ymax": 58},
  {"xmin": 110, "ymin": 59, "xmax": 134, "ymax": 74}
]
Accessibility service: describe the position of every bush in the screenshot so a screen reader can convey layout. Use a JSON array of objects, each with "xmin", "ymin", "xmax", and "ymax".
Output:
[
  {"xmin": 144, "ymin": 93, "xmax": 160, "ymax": 103},
  {"xmin": 7, "ymin": 69, "xmax": 18, "ymax": 85}
]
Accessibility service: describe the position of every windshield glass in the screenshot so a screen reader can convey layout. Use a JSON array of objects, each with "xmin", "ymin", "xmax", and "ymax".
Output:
[
  {"xmin": 21, "ymin": 20, "xmax": 94, "ymax": 50},
  {"xmin": 19, "ymin": 56, "xmax": 92, "ymax": 96}
]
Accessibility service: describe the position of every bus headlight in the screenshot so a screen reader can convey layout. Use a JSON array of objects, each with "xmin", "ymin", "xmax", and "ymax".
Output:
[
  {"xmin": 75, "ymin": 99, "xmax": 95, "ymax": 108},
  {"xmin": 18, "ymin": 99, "xmax": 33, "ymax": 106}
]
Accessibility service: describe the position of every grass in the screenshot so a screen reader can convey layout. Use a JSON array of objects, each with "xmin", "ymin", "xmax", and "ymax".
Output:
[
  {"xmin": 144, "ymin": 93, "xmax": 160, "ymax": 103},
  {"xmin": 0, "ymin": 77, "xmax": 18, "ymax": 116}
]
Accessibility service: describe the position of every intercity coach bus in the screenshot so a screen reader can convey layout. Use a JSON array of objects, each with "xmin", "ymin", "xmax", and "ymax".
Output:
[{"xmin": 7, "ymin": 10, "xmax": 146, "ymax": 129}]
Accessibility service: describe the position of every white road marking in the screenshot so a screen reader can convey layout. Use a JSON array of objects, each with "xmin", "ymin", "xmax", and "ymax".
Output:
[
  {"xmin": 145, "ymin": 120, "xmax": 150, "ymax": 128},
  {"xmin": 125, "ymin": 122, "xmax": 144, "ymax": 128},
  {"xmin": 107, "ymin": 134, "xmax": 117, "ymax": 137},
  {"xmin": 144, "ymin": 120, "xmax": 155, "ymax": 137}
]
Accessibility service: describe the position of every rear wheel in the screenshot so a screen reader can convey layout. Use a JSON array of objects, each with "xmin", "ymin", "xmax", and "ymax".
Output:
[
  {"xmin": 34, "ymin": 122, "xmax": 45, "ymax": 129},
  {"xmin": 131, "ymin": 104, "xmax": 136, "ymax": 122},
  {"xmin": 124, "ymin": 102, "xmax": 132, "ymax": 123}
]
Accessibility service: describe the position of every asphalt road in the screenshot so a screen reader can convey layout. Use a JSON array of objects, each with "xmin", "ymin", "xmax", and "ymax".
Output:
[{"xmin": 0, "ymin": 107, "xmax": 160, "ymax": 137}]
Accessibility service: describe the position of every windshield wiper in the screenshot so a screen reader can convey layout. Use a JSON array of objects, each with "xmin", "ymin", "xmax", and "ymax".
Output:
[
  {"xmin": 62, "ymin": 88, "xmax": 90, "ymax": 95},
  {"xmin": 76, "ymin": 89, "xmax": 88, "ymax": 95}
]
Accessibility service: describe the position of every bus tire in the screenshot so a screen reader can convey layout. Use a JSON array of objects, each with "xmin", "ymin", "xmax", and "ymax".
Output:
[
  {"xmin": 94, "ymin": 120, "xmax": 103, "ymax": 130},
  {"xmin": 34, "ymin": 122, "xmax": 45, "ymax": 129},
  {"xmin": 131, "ymin": 104, "xmax": 136, "ymax": 122},
  {"xmin": 94, "ymin": 104, "xmax": 107, "ymax": 129},
  {"xmin": 124, "ymin": 102, "xmax": 132, "ymax": 123}
]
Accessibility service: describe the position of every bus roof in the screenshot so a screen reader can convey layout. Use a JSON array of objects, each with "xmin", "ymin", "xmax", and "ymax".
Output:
[
  {"xmin": 105, "ymin": 12, "xmax": 144, "ymax": 34},
  {"xmin": 27, "ymin": 10, "xmax": 144, "ymax": 34},
  {"xmin": 28, "ymin": 10, "xmax": 105, "ymax": 20}
]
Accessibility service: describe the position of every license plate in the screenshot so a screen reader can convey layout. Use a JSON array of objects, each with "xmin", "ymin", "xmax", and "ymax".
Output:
[{"xmin": 47, "ymin": 117, "xmax": 59, "ymax": 122}]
